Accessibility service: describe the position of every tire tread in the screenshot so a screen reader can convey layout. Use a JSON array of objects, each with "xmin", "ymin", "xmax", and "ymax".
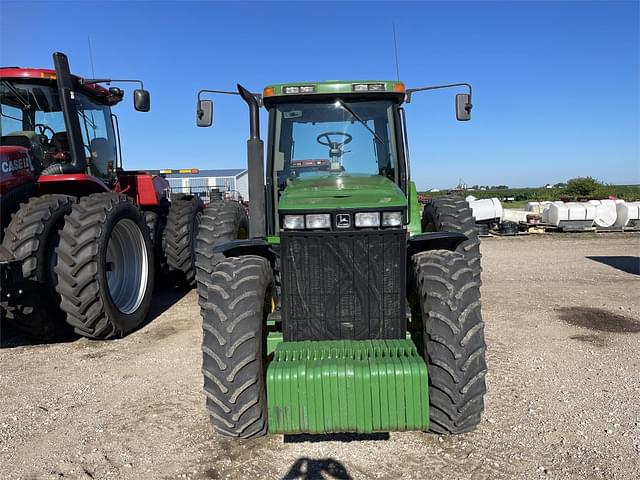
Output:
[{"xmin": 413, "ymin": 249, "xmax": 487, "ymax": 434}]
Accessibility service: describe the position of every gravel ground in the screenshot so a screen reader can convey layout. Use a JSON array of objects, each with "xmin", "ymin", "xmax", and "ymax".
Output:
[{"xmin": 1, "ymin": 233, "xmax": 639, "ymax": 480}]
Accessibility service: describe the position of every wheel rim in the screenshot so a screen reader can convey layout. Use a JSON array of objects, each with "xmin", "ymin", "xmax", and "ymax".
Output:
[{"xmin": 105, "ymin": 218, "xmax": 148, "ymax": 314}]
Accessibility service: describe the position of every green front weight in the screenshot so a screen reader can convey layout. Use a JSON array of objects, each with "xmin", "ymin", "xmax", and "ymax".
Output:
[{"xmin": 267, "ymin": 339, "xmax": 429, "ymax": 434}]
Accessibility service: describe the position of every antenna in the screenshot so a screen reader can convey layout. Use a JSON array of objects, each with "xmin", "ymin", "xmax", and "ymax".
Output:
[
  {"xmin": 392, "ymin": 22, "xmax": 400, "ymax": 81},
  {"xmin": 87, "ymin": 35, "xmax": 96, "ymax": 78}
]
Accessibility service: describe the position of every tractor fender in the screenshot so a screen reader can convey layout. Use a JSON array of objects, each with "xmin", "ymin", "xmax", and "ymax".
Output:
[
  {"xmin": 213, "ymin": 239, "xmax": 277, "ymax": 267},
  {"xmin": 407, "ymin": 231, "xmax": 468, "ymax": 258},
  {"xmin": 37, "ymin": 174, "xmax": 110, "ymax": 196}
]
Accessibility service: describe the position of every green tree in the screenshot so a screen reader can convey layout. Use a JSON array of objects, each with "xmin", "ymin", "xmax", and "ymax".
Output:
[{"xmin": 564, "ymin": 177, "xmax": 604, "ymax": 197}]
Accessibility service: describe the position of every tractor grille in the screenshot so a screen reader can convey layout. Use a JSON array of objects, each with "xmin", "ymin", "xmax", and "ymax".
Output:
[{"xmin": 280, "ymin": 231, "xmax": 406, "ymax": 341}]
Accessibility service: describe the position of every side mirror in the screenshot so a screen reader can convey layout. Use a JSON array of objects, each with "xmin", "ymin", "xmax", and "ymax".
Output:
[
  {"xmin": 197, "ymin": 99, "xmax": 213, "ymax": 127},
  {"xmin": 456, "ymin": 93, "xmax": 472, "ymax": 121},
  {"xmin": 134, "ymin": 89, "xmax": 150, "ymax": 112}
]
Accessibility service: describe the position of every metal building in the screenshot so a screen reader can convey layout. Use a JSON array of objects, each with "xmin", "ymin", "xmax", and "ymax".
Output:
[{"xmin": 165, "ymin": 168, "xmax": 249, "ymax": 203}]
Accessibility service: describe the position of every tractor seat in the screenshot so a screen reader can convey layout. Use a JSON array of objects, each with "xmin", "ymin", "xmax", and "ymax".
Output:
[
  {"xmin": 89, "ymin": 137, "xmax": 115, "ymax": 176},
  {"xmin": 50, "ymin": 131, "xmax": 69, "ymax": 152}
]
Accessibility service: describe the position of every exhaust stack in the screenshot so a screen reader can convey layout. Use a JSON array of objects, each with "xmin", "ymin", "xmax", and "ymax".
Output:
[
  {"xmin": 237, "ymin": 83, "xmax": 266, "ymax": 238},
  {"xmin": 52, "ymin": 52, "xmax": 86, "ymax": 174}
]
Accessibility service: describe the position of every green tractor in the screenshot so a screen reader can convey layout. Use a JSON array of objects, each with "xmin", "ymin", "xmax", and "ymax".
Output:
[{"xmin": 195, "ymin": 80, "xmax": 485, "ymax": 437}]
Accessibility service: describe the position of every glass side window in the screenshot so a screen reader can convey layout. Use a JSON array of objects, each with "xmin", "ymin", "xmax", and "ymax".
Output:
[
  {"xmin": 0, "ymin": 103, "xmax": 23, "ymax": 134},
  {"xmin": 0, "ymin": 81, "xmax": 116, "ymax": 179},
  {"xmin": 272, "ymin": 99, "xmax": 398, "ymax": 192},
  {"xmin": 76, "ymin": 93, "xmax": 117, "ymax": 179},
  {"xmin": 0, "ymin": 80, "xmax": 67, "ymax": 169}
]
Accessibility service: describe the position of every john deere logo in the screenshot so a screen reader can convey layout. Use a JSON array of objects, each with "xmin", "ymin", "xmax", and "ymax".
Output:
[{"xmin": 336, "ymin": 214, "xmax": 350, "ymax": 228}]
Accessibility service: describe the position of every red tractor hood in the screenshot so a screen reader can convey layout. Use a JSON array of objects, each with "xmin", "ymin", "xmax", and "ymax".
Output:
[{"xmin": 0, "ymin": 145, "xmax": 35, "ymax": 194}]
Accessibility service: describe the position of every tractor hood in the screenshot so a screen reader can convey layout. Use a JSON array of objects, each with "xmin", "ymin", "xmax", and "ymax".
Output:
[
  {"xmin": 0, "ymin": 145, "xmax": 35, "ymax": 194},
  {"xmin": 278, "ymin": 174, "xmax": 406, "ymax": 211}
]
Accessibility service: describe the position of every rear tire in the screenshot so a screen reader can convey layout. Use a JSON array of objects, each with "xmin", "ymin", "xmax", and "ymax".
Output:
[
  {"xmin": 195, "ymin": 201, "xmax": 249, "ymax": 307},
  {"xmin": 412, "ymin": 250, "xmax": 487, "ymax": 434},
  {"xmin": 163, "ymin": 195, "xmax": 203, "ymax": 287},
  {"xmin": 0, "ymin": 182, "xmax": 35, "ymax": 242},
  {"xmin": 144, "ymin": 203, "xmax": 169, "ymax": 279},
  {"xmin": 422, "ymin": 196, "xmax": 481, "ymax": 281},
  {"xmin": 1, "ymin": 195, "xmax": 75, "ymax": 340},
  {"xmin": 55, "ymin": 193, "xmax": 155, "ymax": 339},
  {"xmin": 201, "ymin": 255, "xmax": 273, "ymax": 438}
]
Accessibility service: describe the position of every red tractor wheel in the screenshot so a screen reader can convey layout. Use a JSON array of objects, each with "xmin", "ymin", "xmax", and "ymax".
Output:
[
  {"xmin": 1, "ymin": 194, "xmax": 76, "ymax": 340},
  {"xmin": 55, "ymin": 192, "xmax": 155, "ymax": 339},
  {"xmin": 162, "ymin": 195, "xmax": 203, "ymax": 287}
]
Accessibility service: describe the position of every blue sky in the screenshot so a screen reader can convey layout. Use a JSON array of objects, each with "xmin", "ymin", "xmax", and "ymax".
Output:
[{"xmin": 1, "ymin": 0, "xmax": 638, "ymax": 189}]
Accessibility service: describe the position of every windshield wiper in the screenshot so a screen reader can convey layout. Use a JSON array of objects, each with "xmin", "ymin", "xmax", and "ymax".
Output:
[
  {"xmin": 1, "ymin": 81, "xmax": 31, "ymax": 110},
  {"xmin": 335, "ymin": 99, "xmax": 385, "ymax": 146}
]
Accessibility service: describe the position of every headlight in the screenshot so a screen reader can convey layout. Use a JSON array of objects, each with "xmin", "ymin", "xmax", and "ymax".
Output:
[
  {"xmin": 355, "ymin": 212, "xmax": 380, "ymax": 228},
  {"xmin": 382, "ymin": 211, "xmax": 403, "ymax": 227},
  {"xmin": 305, "ymin": 213, "xmax": 331, "ymax": 229},
  {"xmin": 283, "ymin": 214, "xmax": 305, "ymax": 230}
]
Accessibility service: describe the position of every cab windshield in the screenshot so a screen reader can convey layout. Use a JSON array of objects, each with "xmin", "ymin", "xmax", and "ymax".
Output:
[
  {"xmin": 271, "ymin": 99, "xmax": 399, "ymax": 192},
  {"xmin": 0, "ymin": 80, "xmax": 117, "ymax": 179}
]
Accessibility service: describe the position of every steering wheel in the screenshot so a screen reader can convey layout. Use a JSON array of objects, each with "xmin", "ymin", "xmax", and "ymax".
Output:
[
  {"xmin": 316, "ymin": 132, "xmax": 352, "ymax": 148},
  {"xmin": 34, "ymin": 123, "xmax": 56, "ymax": 140}
]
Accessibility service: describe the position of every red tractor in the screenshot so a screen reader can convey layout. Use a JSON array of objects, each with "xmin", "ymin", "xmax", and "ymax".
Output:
[{"xmin": 0, "ymin": 52, "xmax": 202, "ymax": 340}]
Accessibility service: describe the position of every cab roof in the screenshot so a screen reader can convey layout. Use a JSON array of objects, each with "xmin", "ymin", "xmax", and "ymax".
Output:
[
  {"xmin": 262, "ymin": 80, "xmax": 406, "ymax": 105},
  {"xmin": 0, "ymin": 67, "xmax": 120, "ymax": 104}
]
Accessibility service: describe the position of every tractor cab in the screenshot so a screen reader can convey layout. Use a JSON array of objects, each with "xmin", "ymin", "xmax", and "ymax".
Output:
[
  {"xmin": 262, "ymin": 82, "xmax": 409, "ymax": 232},
  {"xmin": 0, "ymin": 58, "xmax": 150, "ymax": 186},
  {"xmin": 0, "ymin": 69, "xmax": 121, "ymax": 181}
]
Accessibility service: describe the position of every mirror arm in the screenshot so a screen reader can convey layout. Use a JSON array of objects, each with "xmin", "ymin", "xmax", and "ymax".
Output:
[
  {"xmin": 80, "ymin": 78, "xmax": 145, "ymax": 89},
  {"xmin": 197, "ymin": 89, "xmax": 263, "ymax": 106},
  {"xmin": 405, "ymin": 82, "xmax": 472, "ymax": 105}
]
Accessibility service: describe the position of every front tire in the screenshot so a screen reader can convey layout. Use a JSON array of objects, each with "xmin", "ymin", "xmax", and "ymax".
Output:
[
  {"xmin": 412, "ymin": 250, "xmax": 487, "ymax": 434},
  {"xmin": 55, "ymin": 193, "xmax": 155, "ymax": 339},
  {"xmin": 1, "ymin": 195, "xmax": 75, "ymax": 340},
  {"xmin": 201, "ymin": 255, "xmax": 273, "ymax": 438}
]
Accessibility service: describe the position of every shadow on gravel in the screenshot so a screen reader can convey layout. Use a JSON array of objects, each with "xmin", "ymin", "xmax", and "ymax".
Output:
[
  {"xmin": 0, "ymin": 325, "xmax": 78, "ymax": 349},
  {"xmin": 586, "ymin": 256, "xmax": 640, "ymax": 275},
  {"xmin": 284, "ymin": 432, "xmax": 389, "ymax": 443},
  {"xmin": 558, "ymin": 307, "xmax": 640, "ymax": 333},
  {"xmin": 282, "ymin": 457, "xmax": 352, "ymax": 480},
  {"xmin": 143, "ymin": 286, "xmax": 190, "ymax": 325},
  {"xmin": 0, "ymin": 286, "xmax": 190, "ymax": 348}
]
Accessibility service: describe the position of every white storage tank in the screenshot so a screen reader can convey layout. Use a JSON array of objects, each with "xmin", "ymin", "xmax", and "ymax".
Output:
[
  {"xmin": 526, "ymin": 201, "xmax": 540, "ymax": 213},
  {"xmin": 542, "ymin": 201, "xmax": 564, "ymax": 223},
  {"xmin": 614, "ymin": 201, "xmax": 640, "ymax": 228},
  {"xmin": 527, "ymin": 201, "xmax": 553, "ymax": 214},
  {"xmin": 588, "ymin": 200, "xmax": 618, "ymax": 228},
  {"xmin": 547, "ymin": 202, "xmax": 595, "ymax": 228},
  {"xmin": 469, "ymin": 198, "xmax": 503, "ymax": 222},
  {"xmin": 502, "ymin": 208, "xmax": 528, "ymax": 223}
]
